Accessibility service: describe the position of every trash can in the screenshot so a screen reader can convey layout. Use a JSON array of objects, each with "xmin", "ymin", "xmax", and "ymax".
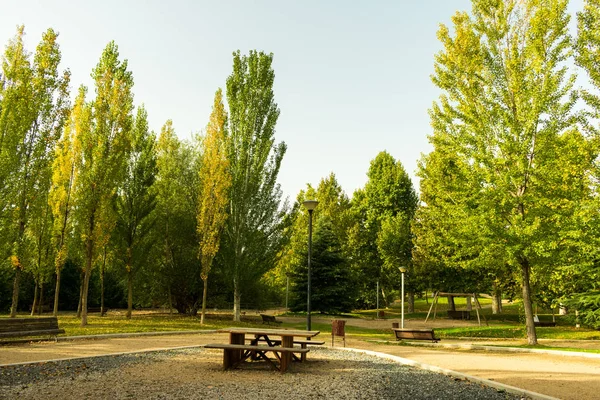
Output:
[
  {"xmin": 378, "ymin": 310, "xmax": 385, "ymax": 319},
  {"xmin": 332, "ymin": 320, "xmax": 346, "ymax": 347}
]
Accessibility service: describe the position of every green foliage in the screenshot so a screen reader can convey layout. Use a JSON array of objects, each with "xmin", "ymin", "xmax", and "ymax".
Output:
[
  {"xmin": 221, "ymin": 50, "xmax": 287, "ymax": 321},
  {"xmin": 290, "ymin": 217, "xmax": 356, "ymax": 314},
  {"xmin": 73, "ymin": 41, "xmax": 134, "ymax": 325},
  {"xmin": 416, "ymin": 0, "xmax": 593, "ymax": 344},
  {"xmin": 348, "ymin": 151, "xmax": 417, "ymax": 307}
]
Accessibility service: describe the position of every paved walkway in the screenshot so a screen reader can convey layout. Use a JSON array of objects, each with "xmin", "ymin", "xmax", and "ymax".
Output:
[{"xmin": 1, "ymin": 332, "xmax": 599, "ymax": 400}]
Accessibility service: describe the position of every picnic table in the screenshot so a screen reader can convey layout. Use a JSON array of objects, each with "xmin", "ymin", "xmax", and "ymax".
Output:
[{"xmin": 206, "ymin": 327, "xmax": 321, "ymax": 372}]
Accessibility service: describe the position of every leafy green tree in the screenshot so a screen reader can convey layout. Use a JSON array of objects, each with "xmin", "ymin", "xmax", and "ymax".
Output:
[
  {"xmin": 115, "ymin": 105, "xmax": 157, "ymax": 319},
  {"xmin": 222, "ymin": 50, "xmax": 287, "ymax": 321},
  {"xmin": 49, "ymin": 87, "xmax": 85, "ymax": 315},
  {"xmin": 290, "ymin": 217, "xmax": 355, "ymax": 313},
  {"xmin": 419, "ymin": 0, "xmax": 594, "ymax": 344},
  {"xmin": 0, "ymin": 27, "xmax": 70, "ymax": 317},
  {"xmin": 73, "ymin": 42, "xmax": 133, "ymax": 326},
  {"xmin": 197, "ymin": 89, "xmax": 231, "ymax": 324},
  {"xmin": 348, "ymin": 151, "xmax": 417, "ymax": 308},
  {"xmin": 154, "ymin": 121, "xmax": 202, "ymax": 314}
]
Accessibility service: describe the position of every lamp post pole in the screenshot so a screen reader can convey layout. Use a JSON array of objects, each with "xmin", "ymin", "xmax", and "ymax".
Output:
[
  {"xmin": 303, "ymin": 200, "xmax": 318, "ymax": 331},
  {"xmin": 399, "ymin": 267, "xmax": 407, "ymax": 329}
]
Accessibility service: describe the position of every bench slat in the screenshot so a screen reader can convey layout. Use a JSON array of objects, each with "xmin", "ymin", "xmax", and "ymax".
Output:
[
  {"xmin": 392, "ymin": 328, "xmax": 440, "ymax": 343},
  {"xmin": 204, "ymin": 343, "xmax": 310, "ymax": 353},
  {"xmin": 0, "ymin": 329, "xmax": 65, "ymax": 338},
  {"xmin": 245, "ymin": 338, "xmax": 325, "ymax": 346}
]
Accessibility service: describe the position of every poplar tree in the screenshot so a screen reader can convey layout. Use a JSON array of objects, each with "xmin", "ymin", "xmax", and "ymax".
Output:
[
  {"xmin": 49, "ymin": 87, "xmax": 86, "ymax": 315},
  {"xmin": 419, "ymin": 0, "xmax": 593, "ymax": 344},
  {"xmin": 115, "ymin": 105, "xmax": 157, "ymax": 319},
  {"xmin": 223, "ymin": 51, "xmax": 286, "ymax": 321},
  {"xmin": 0, "ymin": 27, "xmax": 70, "ymax": 317},
  {"xmin": 197, "ymin": 89, "xmax": 231, "ymax": 324},
  {"xmin": 74, "ymin": 42, "xmax": 133, "ymax": 326}
]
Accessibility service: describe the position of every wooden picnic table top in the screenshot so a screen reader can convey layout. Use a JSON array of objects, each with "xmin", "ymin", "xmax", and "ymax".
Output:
[{"xmin": 217, "ymin": 327, "xmax": 320, "ymax": 338}]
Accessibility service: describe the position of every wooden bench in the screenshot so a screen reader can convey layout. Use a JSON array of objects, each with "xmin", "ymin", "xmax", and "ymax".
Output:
[
  {"xmin": 204, "ymin": 343, "xmax": 309, "ymax": 373},
  {"xmin": 0, "ymin": 317, "xmax": 65, "ymax": 341},
  {"xmin": 260, "ymin": 314, "xmax": 282, "ymax": 325},
  {"xmin": 392, "ymin": 328, "xmax": 440, "ymax": 343},
  {"xmin": 534, "ymin": 321, "xmax": 556, "ymax": 327},
  {"xmin": 447, "ymin": 310, "xmax": 471, "ymax": 320},
  {"xmin": 87, "ymin": 307, "xmax": 109, "ymax": 313},
  {"xmin": 246, "ymin": 338, "xmax": 325, "ymax": 361}
]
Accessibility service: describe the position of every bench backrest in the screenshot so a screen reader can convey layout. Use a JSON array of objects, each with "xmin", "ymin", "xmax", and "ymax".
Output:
[
  {"xmin": 0, "ymin": 317, "xmax": 60, "ymax": 333},
  {"xmin": 394, "ymin": 329, "xmax": 435, "ymax": 340}
]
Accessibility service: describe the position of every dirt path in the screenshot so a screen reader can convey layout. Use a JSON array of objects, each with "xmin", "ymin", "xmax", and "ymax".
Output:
[{"xmin": 2, "ymin": 329, "xmax": 599, "ymax": 400}]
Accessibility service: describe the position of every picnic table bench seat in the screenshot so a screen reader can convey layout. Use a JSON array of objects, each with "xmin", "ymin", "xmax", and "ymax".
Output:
[
  {"xmin": 260, "ymin": 314, "xmax": 282, "ymax": 325},
  {"xmin": 0, "ymin": 317, "xmax": 65, "ymax": 340},
  {"xmin": 204, "ymin": 343, "xmax": 309, "ymax": 372},
  {"xmin": 392, "ymin": 328, "xmax": 440, "ymax": 343}
]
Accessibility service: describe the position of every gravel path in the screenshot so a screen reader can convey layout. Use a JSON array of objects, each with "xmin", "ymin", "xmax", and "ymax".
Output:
[{"xmin": 0, "ymin": 347, "xmax": 520, "ymax": 400}]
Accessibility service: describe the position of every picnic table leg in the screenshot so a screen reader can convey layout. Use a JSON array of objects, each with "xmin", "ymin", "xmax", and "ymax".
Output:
[
  {"xmin": 300, "ymin": 343, "xmax": 307, "ymax": 362},
  {"xmin": 280, "ymin": 336, "xmax": 293, "ymax": 373},
  {"xmin": 227, "ymin": 332, "xmax": 245, "ymax": 368}
]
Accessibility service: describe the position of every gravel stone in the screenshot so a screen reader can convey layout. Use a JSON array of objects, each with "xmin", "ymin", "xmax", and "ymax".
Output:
[{"xmin": 0, "ymin": 347, "xmax": 524, "ymax": 400}]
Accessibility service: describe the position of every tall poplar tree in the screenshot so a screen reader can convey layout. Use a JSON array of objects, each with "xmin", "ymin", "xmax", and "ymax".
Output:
[
  {"xmin": 223, "ymin": 50, "xmax": 287, "ymax": 321},
  {"xmin": 74, "ymin": 42, "xmax": 133, "ymax": 326},
  {"xmin": 49, "ymin": 87, "xmax": 86, "ymax": 315},
  {"xmin": 419, "ymin": 0, "xmax": 593, "ymax": 344},
  {"xmin": 197, "ymin": 89, "xmax": 231, "ymax": 324},
  {"xmin": 0, "ymin": 27, "xmax": 70, "ymax": 317},
  {"xmin": 115, "ymin": 105, "xmax": 157, "ymax": 319}
]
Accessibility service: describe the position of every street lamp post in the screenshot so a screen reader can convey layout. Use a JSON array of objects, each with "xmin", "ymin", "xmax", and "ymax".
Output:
[
  {"xmin": 399, "ymin": 267, "xmax": 407, "ymax": 328},
  {"xmin": 303, "ymin": 199, "xmax": 318, "ymax": 331}
]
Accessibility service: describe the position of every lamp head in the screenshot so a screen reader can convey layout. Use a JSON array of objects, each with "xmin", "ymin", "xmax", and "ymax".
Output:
[
  {"xmin": 399, "ymin": 267, "xmax": 407, "ymax": 273},
  {"xmin": 303, "ymin": 199, "xmax": 319, "ymax": 211}
]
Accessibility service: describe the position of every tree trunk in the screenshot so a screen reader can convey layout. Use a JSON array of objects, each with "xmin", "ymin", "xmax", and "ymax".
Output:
[
  {"xmin": 53, "ymin": 268, "xmax": 62, "ymax": 316},
  {"xmin": 31, "ymin": 281, "xmax": 39, "ymax": 317},
  {"xmin": 466, "ymin": 296, "xmax": 472, "ymax": 311},
  {"xmin": 100, "ymin": 247, "xmax": 106, "ymax": 317},
  {"xmin": 447, "ymin": 295, "xmax": 456, "ymax": 311},
  {"xmin": 100, "ymin": 261, "xmax": 105, "ymax": 317},
  {"xmin": 233, "ymin": 274, "xmax": 241, "ymax": 322},
  {"xmin": 76, "ymin": 270, "xmax": 84, "ymax": 318},
  {"xmin": 381, "ymin": 286, "xmax": 389, "ymax": 307},
  {"xmin": 9, "ymin": 268, "xmax": 22, "ymax": 317},
  {"xmin": 492, "ymin": 282, "xmax": 502, "ymax": 314},
  {"xmin": 126, "ymin": 269, "xmax": 133, "ymax": 319},
  {"xmin": 38, "ymin": 282, "xmax": 44, "ymax": 315},
  {"xmin": 520, "ymin": 258, "xmax": 538, "ymax": 345},
  {"xmin": 408, "ymin": 291, "xmax": 415, "ymax": 313},
  {"xmin": 425, "ymin": 290, "xmax": 429, "ymax": 305},
  {"xmin": 81, "ymin": 233, "xmax": 94, "ymax": 327},
  {"xmin": 168, "ymin": 285, "xmax": 173, "ymax": 315},
  {"xmin": 201, "ymin": 278, "xmax": 208, "ymax": 325}
]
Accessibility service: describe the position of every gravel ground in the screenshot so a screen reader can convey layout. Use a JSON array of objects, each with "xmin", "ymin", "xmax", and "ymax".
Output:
[{"xmin": 0, "ymin": 347, "xmax": 522, "ymax": 400}]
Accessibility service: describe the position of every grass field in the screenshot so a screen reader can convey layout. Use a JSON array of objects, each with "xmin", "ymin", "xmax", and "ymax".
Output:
[{"xmin": 2, "ymin": 295, "xmax": 598, "ymax": 342}]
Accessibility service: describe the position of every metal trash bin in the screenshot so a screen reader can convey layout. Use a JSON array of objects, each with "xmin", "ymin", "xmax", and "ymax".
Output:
[{"xmin": 332, "ymin": 320, "xmax": 346, "ymax": 347}]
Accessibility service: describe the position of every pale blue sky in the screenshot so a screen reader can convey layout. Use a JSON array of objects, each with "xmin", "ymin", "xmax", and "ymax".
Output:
[{"xmin": 0, "ymin": 0, "xmax": 586, "ymax": 201}]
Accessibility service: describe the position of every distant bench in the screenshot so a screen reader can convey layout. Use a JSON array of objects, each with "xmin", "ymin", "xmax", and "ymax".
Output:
[
  {"xmin": 393, "ymin": 328, "xmax": 440, "ymax": 343},
  {"xmin": 260, "ymin": 314, "xmax": 282, "ymax": 325},
  {"xmin": 204, "ymin": 343, "xmax": 309, "ymax": 372},
  {"xmin": 534, "ymin": 321, "xmax": 556, "ymax": 327},
  {"xmin": 447, "ymin": 310, "xmax": 471, "ymax": 320},
  {"xmin": 0, "ymin": 317, "xmax": 65, "ymax": 341}
]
